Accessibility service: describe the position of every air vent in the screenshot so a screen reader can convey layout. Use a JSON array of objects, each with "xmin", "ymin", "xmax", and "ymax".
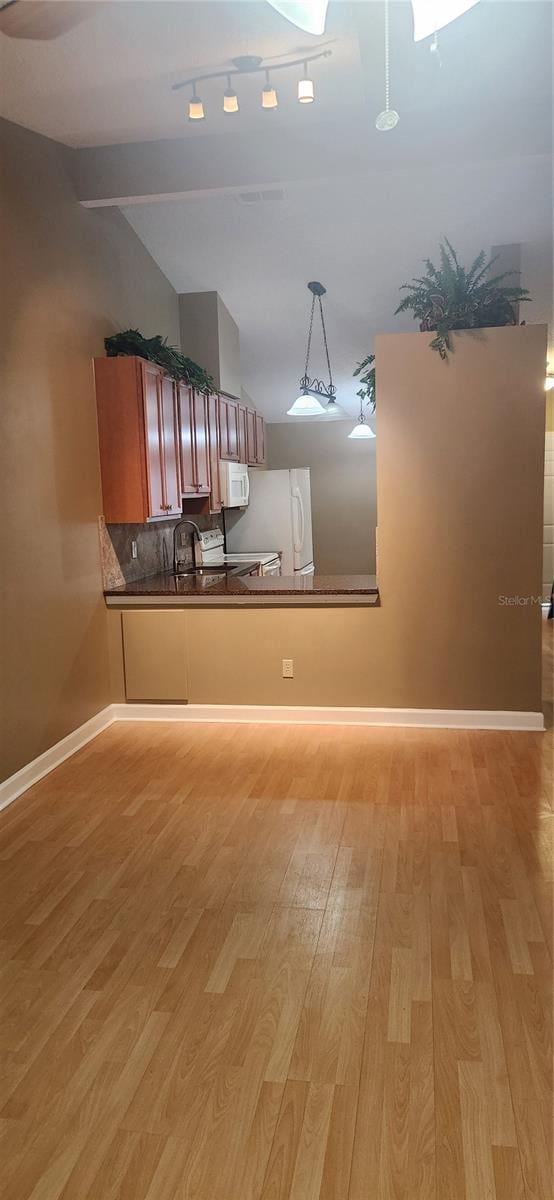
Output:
[{"xmin": 236, "ymin": 188, "xmax": 285, "ymax": 206}]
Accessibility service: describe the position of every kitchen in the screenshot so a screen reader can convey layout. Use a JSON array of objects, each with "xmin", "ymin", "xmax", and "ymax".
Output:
[{"xmin": 97, "ymin": 292, "xmax": 379, "ymax": 622}]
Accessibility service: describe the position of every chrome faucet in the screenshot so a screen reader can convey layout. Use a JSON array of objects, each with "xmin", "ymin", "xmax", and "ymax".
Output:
[{"xmin": 173, "ymin": 518, "xmax": 201, "ymax": 575}]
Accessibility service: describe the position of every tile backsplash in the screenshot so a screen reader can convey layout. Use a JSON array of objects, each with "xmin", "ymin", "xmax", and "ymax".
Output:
[{"xmin": 98, "ymin": 512, "xmax": 223, "ymax": 587}]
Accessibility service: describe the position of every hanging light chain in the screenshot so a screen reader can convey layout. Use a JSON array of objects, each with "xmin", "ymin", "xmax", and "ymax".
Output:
[
  {"xmin": 318, "ymin": 296, "xmax": 334, "ymax": 391},
  {"xmin": 303, "ymin": 294, "xmax": 317, "ymax": 382}
]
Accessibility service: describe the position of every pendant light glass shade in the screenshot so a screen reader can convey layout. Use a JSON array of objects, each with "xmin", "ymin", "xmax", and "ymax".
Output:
[
  {"xmin": 325, "ymin": 397, "xmax": 342, "ymax": 416},
  {"xmin": 262, "ymin": 72, "xmax": 278, "ymax": 108},
  {"xmin": 298, "ymin": 76, "xmax": 314, "ymax": 103},
  {"xmin": 348, "ymin": 418, "xmax": 376, "ymax": 439},
  {"xmin": 223, "ymin": 79, "xmax": 239, "ymax": 113},
  {"xmin": 188, "ymin": 94, "xmax": 205, "ymax": 120},
  {"xmin": 287, "ymin": 392, "xmax": 326, "ymax": 417}
]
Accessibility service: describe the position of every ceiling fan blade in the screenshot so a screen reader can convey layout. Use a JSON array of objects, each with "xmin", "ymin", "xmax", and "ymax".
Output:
[{"xmin": 0, "ymin": 1, "xmax": 92, "ymax": 40}]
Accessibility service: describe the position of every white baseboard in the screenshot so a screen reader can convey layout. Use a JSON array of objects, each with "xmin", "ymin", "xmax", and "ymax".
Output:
[
  {"xmin": 0, "ymin": 705, "xmax": 117, "ymax": 813},
  {"xmin": 0, "ymin": 701, "xmax": 545, "ymax": 814},
  {"xmin": 111, "ymin": 702, "xmax": 544, "ymax": 732}
]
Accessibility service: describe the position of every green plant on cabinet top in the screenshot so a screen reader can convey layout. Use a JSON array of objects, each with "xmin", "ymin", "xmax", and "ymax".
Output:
[{"xmin": 105, "ymin": 329, "xmax": 216, "ymax": 394}]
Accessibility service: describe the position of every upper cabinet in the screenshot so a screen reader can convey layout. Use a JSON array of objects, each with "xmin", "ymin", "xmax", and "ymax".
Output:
[
  {"xmin": 206, "ymin": 393, "xmax": 222, "ymax": 514},
  {"xmin": 177, "ymin": 384, "xmax": 210, "ymax": 497},
  {"xmin": 255, "ymin": 413, "xmax": 266, "ymax": 466},
  {"xmin": 219, "ymin": 394, "xmax": 240, "ymax": 461},
  {"xmin": 237, "ymin": 403, "xmax": 266, "ymax": 467},
  {"xmin": 94, "ymin": 359, "xmax": 265, "ymax": 522},
  {"xmin": 95, "ymin": 356, "xmax": 182, "ymax": 523}
]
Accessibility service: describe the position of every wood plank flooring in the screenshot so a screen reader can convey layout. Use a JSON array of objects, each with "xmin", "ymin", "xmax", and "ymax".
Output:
[{"xmin": 1, "ymin": 626, "xmax": 552, "ymax": 1199}]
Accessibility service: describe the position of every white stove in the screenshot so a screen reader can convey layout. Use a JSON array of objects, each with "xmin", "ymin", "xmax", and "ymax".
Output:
[{"xmin": 196, "ymin": 529, "xmax": 281, "ymax": 576}]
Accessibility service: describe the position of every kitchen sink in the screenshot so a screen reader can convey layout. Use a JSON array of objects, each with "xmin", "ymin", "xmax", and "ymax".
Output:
[{"xmin": 173, "ymin": 568, "xmax": 224, "ymax": 578}]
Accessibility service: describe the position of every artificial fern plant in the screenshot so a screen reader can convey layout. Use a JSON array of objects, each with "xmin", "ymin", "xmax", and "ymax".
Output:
[
  {"xmin": 395, "ymin": 240, "xmax": 530, "ymax": 359},
  {"xmin": 104, "ymin": 329, "xmax": 215, "ymax": 393},
  {"xmin": 353, "ymin": 353, "xmax": 376, "ymax": 411}
]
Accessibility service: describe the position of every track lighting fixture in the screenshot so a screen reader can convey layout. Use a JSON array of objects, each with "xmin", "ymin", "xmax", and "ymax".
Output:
[{"xmin": 174, "ymin": 49, "xmax": 331, "ymax": 124}]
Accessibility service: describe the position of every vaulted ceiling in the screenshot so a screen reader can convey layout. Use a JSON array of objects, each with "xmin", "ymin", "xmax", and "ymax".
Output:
[{"xmin": 2, "ymin": 0, "xmax": 552, "ymax": 419}]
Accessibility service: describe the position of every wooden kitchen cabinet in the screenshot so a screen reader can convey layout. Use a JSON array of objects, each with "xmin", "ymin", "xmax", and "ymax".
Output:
[
  {"xmin": 95, "ymin": 356, "xmax": 182, "ymax": 523},
  {"xmin": 177, "ymin": 384, "xmax": 210, "ymax": 496},
  {"xmin": 207, "ymin": 392, "xmax": 222, "ymax": 513},
  {"xmin": 219, "ymin": 394, "xmax": 240, "ymax": 461},
  {"xmin": 246, "ymin": 408, "xmax": 257, "ymax": 464},
  {"xmin": 255, "ymin": 413, "xmax": 266, "ymax": 465},
  {"xmin": 238, "ymin": 404, "xmax": 248, "ymax": 464}
]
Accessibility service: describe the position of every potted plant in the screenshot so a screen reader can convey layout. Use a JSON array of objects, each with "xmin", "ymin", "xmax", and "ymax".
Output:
[{"xmin": 394, "ymin": 240, "xmax": 530, "ymax": 359}]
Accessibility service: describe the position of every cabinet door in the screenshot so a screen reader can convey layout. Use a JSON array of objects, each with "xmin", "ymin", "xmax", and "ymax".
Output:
[
  {"xmin": 160, "ymin": 375, "xmax": 182, "ymax": 515},
  {"xmin": 207, "ymin": 393, "xmax": 222, "ymax": 513},
  {"xmin": 142, "ymin": 363, "xmax": 166, "ymax": 518},
  {"xmin": 219, "ymin": 395, "xmax": 240, "ymax": 461},
  {"xmin": 193, "ymin": 391, "xmax": 211, "ymax": 492},
  {"xmin": 246, "ymin": 409, "xmax": 257, "ymax": 465},
  {"xmin": 177, "ymin": 384, "xmax": 197, "ymax": 495},
  {"xmin": 238, "ymin": 405, "xmax": 248, "ymax": 464},
  {"xmin": 255, "ymin": 414, "xmax": 266, "ymax": 465}
]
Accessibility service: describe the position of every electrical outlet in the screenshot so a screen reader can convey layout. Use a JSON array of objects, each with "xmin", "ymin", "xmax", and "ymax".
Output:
[
  {"xmin": 131, "ymin": 540, "xmax": 138, "ymax": 560},
  {"xmin": 282, "ymin": 658, "xmax": 294, "ymax": 678}
]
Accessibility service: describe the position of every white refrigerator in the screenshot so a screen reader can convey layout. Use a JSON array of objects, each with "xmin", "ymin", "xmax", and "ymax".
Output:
[{"xmin": 226, "ymin": 468, "xmax": 314, "ymax": 576}]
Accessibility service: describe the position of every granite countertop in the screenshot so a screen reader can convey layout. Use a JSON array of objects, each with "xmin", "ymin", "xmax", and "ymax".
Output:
[{"xmin": 104, "ymin": 570, "xmax": 380, "ymax": 607}]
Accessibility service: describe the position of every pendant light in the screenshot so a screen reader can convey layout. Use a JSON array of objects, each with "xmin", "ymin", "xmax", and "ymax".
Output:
[
  {"xmin": 348, "ymin": 410, "xmax": 376, "ymax": 439},
  {"xmin": 262, "ymin": 70, "xmax": 278, "ymax": 109},
  {"xmin": 223, "ymin": 76, "xmax": 239, "ymax": 113},
  {"xmin": 287, "ymin": 282, "xmax": 337, "ymax": 417},
  {"xmin": 298, "ymin": 63, "xmax": 315, "ymax": 103},
  {"xmin": 375, "ymin": 0, "xmax": 399, "ymax": 131},
  {"xmin": 188, "ymin": 86, "xmax": 205, "ymax": 121}
]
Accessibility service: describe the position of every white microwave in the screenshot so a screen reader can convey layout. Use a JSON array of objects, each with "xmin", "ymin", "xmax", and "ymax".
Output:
[{"xmin": 219, "ymin": 460, "xmax": 250, "ymax": 508}]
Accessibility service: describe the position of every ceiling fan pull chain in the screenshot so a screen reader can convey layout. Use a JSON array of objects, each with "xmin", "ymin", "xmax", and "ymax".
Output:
[{"xmin": 376, "ymin": 0, "xmax": 400, "ymax": 132}]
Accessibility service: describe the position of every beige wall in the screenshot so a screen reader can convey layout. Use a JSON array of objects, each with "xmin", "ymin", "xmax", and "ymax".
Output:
[
  {"xmin": 115, "ymin": 326, "xmax": 546, "ymax": 715},
  {"xmin": 267, "ymin": 421, "xmax": 377, "ymax": 573},
  {"xmin": 0, "ymin": 118, "xmax": 180, "ymax": 781},
  {"xmin": 178, "ymin": 291, "xmax": 241, "ymax": 398}
]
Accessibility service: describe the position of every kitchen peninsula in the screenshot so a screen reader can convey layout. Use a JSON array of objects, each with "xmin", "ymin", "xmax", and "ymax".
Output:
[{"xmin": 104, "ymin": 571, "xmax": 380, "ymax": 607}]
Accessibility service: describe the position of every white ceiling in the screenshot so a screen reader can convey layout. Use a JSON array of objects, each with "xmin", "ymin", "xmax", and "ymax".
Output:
[
  {"xmin": 0, "ymin": 0, "xmax": 363, "ymax": 145},
  {"xmin": 2, "ymin": 0, "xmax": 552, "ymax": 420},
  {"xmin": 122, "ymin": 156, "xmax": 553, "ymax": 420}
]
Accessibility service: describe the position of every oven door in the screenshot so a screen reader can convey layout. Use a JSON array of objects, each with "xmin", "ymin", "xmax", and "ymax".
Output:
[{"xmin": 261, "ymin": 558, "xmax": 281, "ymax": 577}]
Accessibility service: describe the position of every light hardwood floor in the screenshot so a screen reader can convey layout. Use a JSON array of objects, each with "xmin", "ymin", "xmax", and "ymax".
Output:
[{"xmin": 1, "ymin": 625, "xmax": 552, "ymax": 1199}]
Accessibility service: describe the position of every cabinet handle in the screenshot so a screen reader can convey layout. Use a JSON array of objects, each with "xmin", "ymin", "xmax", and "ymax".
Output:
[{"xmin": 160, "ymin": 503, "xmax": 171, "ymax": 511}]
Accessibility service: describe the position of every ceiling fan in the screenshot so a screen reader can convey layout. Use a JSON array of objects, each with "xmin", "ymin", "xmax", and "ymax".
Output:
[{"xmin": 0, "ymin": 1, "xmax": 93, "ymax": 40}]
